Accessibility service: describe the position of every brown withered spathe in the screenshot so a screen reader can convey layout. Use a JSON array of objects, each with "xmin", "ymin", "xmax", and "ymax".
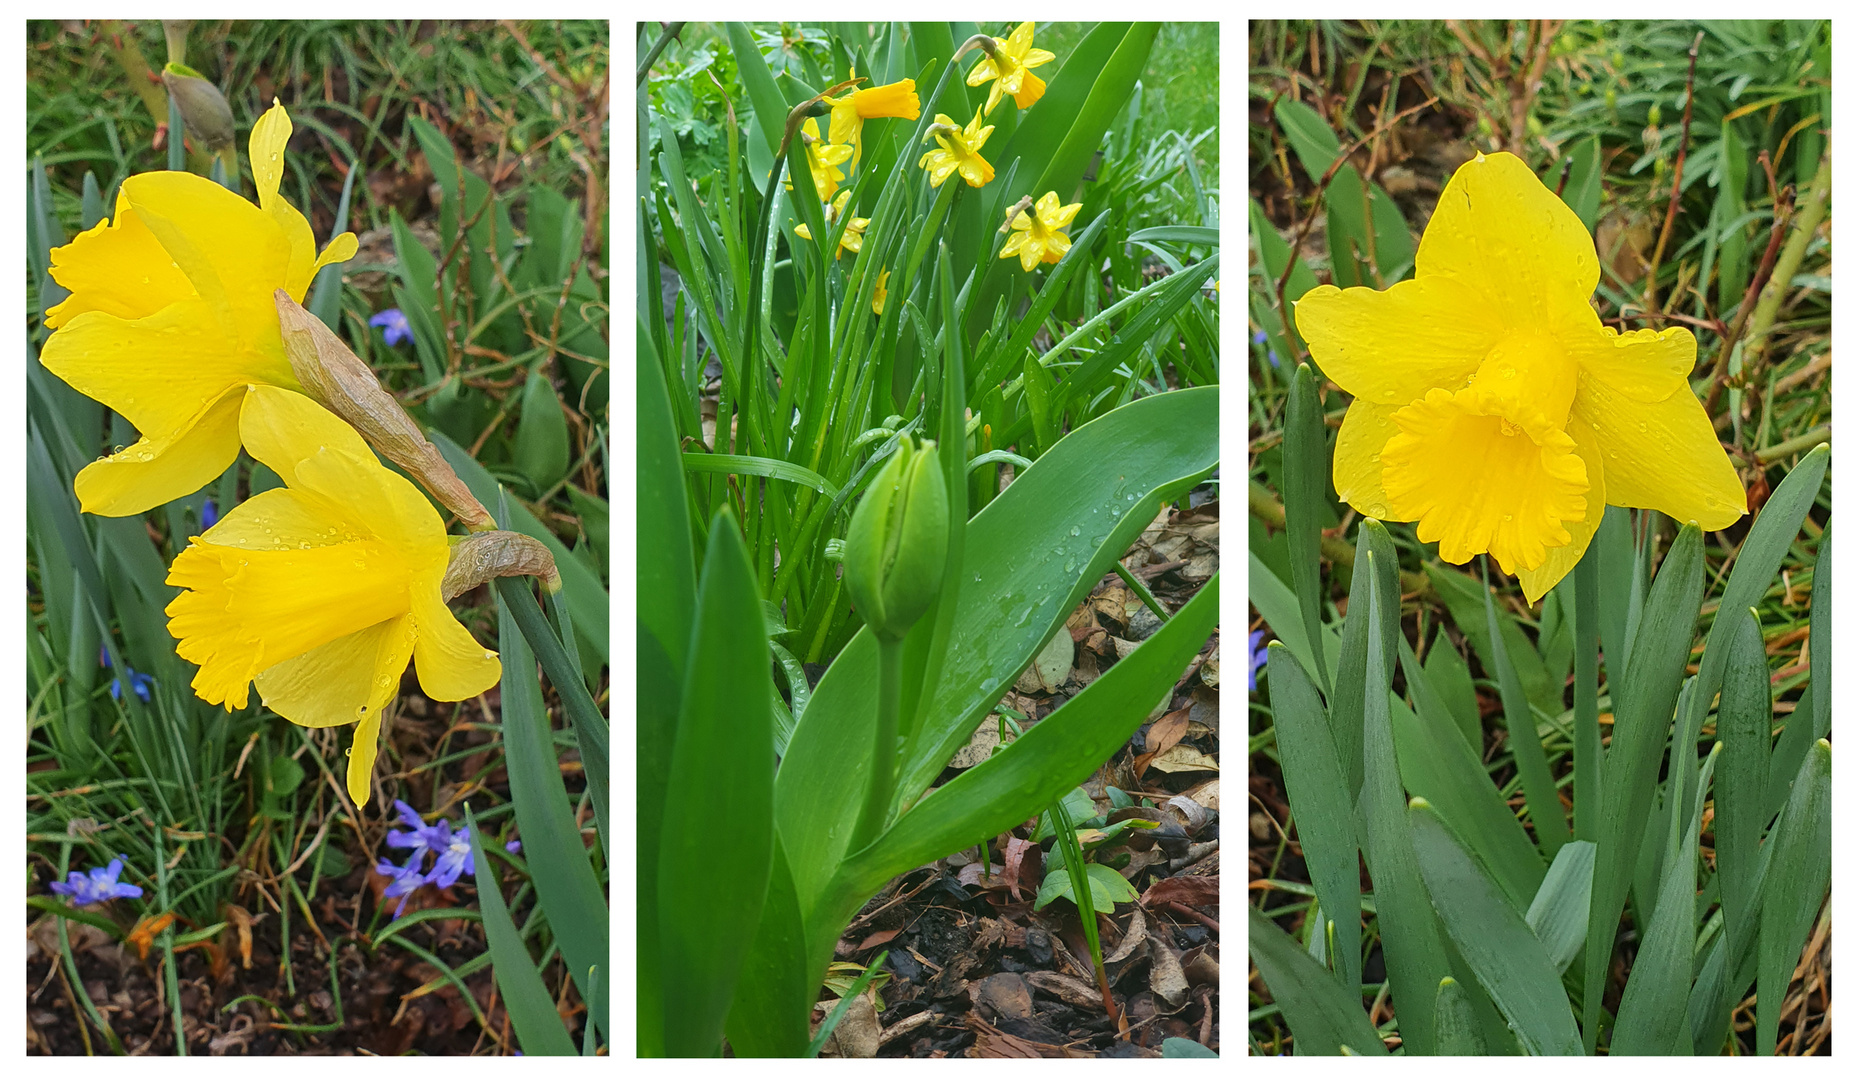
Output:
[{"xmin": 273, "ymin": 289, "xmax": 494, "ymax": 532}]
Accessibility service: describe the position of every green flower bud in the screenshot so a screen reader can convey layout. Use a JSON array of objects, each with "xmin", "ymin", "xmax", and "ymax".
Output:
[
  {"xmin": 161, "ymin": 62, "xmax": 235, "ymax": 155},
  {"xmin": 844, "ymin": 436, "xmax": 949, "ymax": 642}
]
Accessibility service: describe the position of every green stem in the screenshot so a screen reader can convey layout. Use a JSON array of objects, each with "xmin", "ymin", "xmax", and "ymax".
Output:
[
  {"xmin": 1572, "ymin": 542, "xmax": 1602, "ymax": 844},
  {"xmin": 850, "ymin": 636, "xmax": 904, "ymax": 853}
]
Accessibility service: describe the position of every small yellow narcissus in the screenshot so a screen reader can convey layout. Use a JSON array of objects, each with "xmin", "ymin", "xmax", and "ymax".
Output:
[
  {"xmin": 967, "ymin": 21, "xmax": 1056, "ymax": 115},
  {"xmin": 799, "ymin": 117, "xmax": 853, "ymax": 201},
  {"xmin": 872, "ymin": 269, "xmax": 891, "ymax": 316},
  {"xmin": 1294, "ymin": 151, "xmax": 1746, "ymax": 602},
  {"xmin": 826, "ymin": 72, "xmax": 920, "ymax": 172},
  {"xmin": 919, "ymin": 107, "xmax": 995, "ymax": 189},
  {"xmin": 1001, "ymin": 191, "xmax": 1083, "ymax": 271},
  {"xmin": 793, "ymin": 190, "xmax": 870, "ymax": 259},
  {"xmin": 39, "ymin": 101, "xmax": 358, "ymax": 517},
  {"xmin": 843, "ymin": 436, "xmax": 948, "ymax": 641}
]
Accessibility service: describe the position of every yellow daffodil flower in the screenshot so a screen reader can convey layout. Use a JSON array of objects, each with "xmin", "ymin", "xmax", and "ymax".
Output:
[
  {"xmin": 919, "ymin": 108, "xmax": 995, "ymax": 189},
  {"xmin": 793, "ymin": 190, "xmax": 870, "ymax": 259},
  {"xmin": 827, "ymin": 71, "xmax": 920, "ymax": 172},
  {"xmin": 967, "ymin": 21, "xmax": 1056, "ymax": 115},
  {"xmin": 40, "ymin": 101, "xmax": 359, "ymax": 517},
  {"xmin": 1000, "ymin": 191, "xmax": 1083, "ymax": 271},
  {"xmin": 872, "ymin": 269, "xmax": 891, "ymax": 316},
  {"xmin": 799, "ymin": 117, "xmax": 853, "ymax": 202},
  {"xmin": 1296, "ymin": 151, "xmax": 1745, "ymax": 602},
  {"xmin": 165, "ymin": 386, "xmax": 501, "ymax": 805}
]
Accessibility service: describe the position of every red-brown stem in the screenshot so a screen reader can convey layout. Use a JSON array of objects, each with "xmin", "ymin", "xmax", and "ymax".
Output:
[
  {"xmin": 1645, "ymin": 31, "xmax": 1705, "ymax": 313},
  {"xmin": 1271, "ymin": 96, "xmax": 1441, "ymax": 361},
  {"xmin": 1702, "ymin": 176, "xmax": 1795, "ymax": 417}
]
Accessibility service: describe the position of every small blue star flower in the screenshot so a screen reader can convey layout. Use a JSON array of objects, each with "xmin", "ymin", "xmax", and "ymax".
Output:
[
  {"xmin": 385, "ymin": 800, "xmax": 444, "ymax": 861},
  {"xmin": 376, "ymin": 854, "xmax": 427, "ymax": 918},
  {"xmin": 98, "ymin": 648, "xmax": 154, "ymax": 703},
  {"xmin": 426, "ymin": 821, "xmax": 475, "ymax": 890},
  {"xmin": 370, "ymin": 308, "xmax": 413, "ymax": 347},
  {"xmin": 49, "ymin": 857, "xmax": 144, "ymax": 906},
  {"xmin": 505, "ymin": 839, "xmax": 522, "ymax": 854},
  {"xmin": 1248, "ymin": 629, "xmax": 1269, "ymax": 692},
  {"xmin": 201, "ymin": 497, "xmax": 219, "ymax": 529}
]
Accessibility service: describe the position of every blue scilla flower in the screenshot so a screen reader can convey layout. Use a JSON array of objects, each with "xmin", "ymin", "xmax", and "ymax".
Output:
[
  {"xmin": 49, "ymin": 856, "xmax": 144, "ymax": 906},
  {"xmin": 1248, "ymin": 629, "xmax": 1269, "ymax": 692},
  {"xmin": 426, "ymin": 820, "xmax": 475, "ymax": 890},
  {"xmin": 201, "ymin": 496, "xmax": 219, "ymax": 529},
  {"xmin": 385, "ymin": 799, "xmax": 445, "ymax": 861},
  {"xmin": 370, "ymin": 308, "xmax": 413, "ymax": 347},
  {"xmin": 376, "ymin": 854, "xmax": 427, "ymax": 918},
  {"xmin": 98, "ymin": 647, "xmax": 154, "ymax": 703},
  {"xmin": 1251, "ymin": 328, "xmax": 1281, "ymax": 369}
]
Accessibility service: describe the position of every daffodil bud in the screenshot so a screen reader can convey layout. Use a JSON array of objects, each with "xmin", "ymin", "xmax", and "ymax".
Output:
[
  {"xmin": 442, "ymin": 531, "xmax": 560, "ymax": 599},
  {"xmin": 160, "ymin": 62, "xmax": 234, "ymax": 155},
  {"xmin": 273, "ymin": 290, "xmax": 494, "ymax": 531},
  {"xmin": 844, "ymin": 436, "xmax": 948, "ymax": 642}
]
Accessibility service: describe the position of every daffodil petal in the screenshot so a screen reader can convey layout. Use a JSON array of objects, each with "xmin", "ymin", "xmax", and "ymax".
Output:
[
  {"xmin": 346, "ymin": 702, "xmax": 386, "ymax": 806},
  {"xmin": 1011, "ymin": 71, "xmax": 1046, "ymax": 109},
  {"xmin": 254, "ymin": 613, "xmax": 416, "ymax": 730},
  {"xmin": 250, "ymin": 100, "xmax": 291, "ymax": 206},
  {"xmin": 1517, "ymin": 412, "xmax": 1607, "ymax": 603},
  {"xmin": 41, "ymin": 299, "xmax": 280, "ymax": 441},
  {"xmin": 1295, "ymin": 279, "xmax": 1506, "ymax": 404},
  {"xmin": 73, "ymin": 386, "xmax": 245, "ymax": 518},
  {"xmin": 44, "ymin": 200, "xmax": 195, "ymax": 328},
  {"xmin": 1007, "ymin": 21, "xmax": 1036, "ymax": 54},
  {"xmin": 1563, "ymin": 320, "xmax": 1696, "ymax": 404},
  {"xmin": 1022, "ymin": 47, "xmax": 1056, "ymax": 69},
  {"xmin": 1575, "ymin": 379, "xmax": 1746, "ymax": 529},
  {"xmin": 202, "ymin": 487, "xmax": 365, "ymax": 551},
  {"xmin": 310, "ymin": 232, "xmax": 360, "ymax": 279},
  {"xmin": 409, "ymin": 573, "xmax": 501, "ymax": 702},
  {"xmin": 1416, "ymin": 151, "xmax": 1599, "ymax": 329},
  {"xmin": 1332, "ymin": 400, "xmax": 1402, "ymax": 519},
  {"xmin": 237, "ymin": 383, "xmax": 375, "ymax": 489},
  {"xmin": 121, "ymin": 172, "xmax": 295, "ymax": 344}
]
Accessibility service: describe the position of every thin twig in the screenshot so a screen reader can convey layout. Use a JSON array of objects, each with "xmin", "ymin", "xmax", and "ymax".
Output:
[
  {"xmin": 1702, "ymin": 174, "xmax": 1795, "ymax": 417},
  {"xmin": 1645, "ymin": 31, "xmax": 1706, "ymax": 313}
]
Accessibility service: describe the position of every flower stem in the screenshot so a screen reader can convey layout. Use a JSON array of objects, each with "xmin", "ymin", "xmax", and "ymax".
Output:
[{"xmin": 851, "ymin": 637, "xmax": 904, "ymax": 853}]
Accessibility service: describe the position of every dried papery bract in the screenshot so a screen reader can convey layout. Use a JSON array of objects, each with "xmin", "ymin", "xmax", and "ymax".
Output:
[
  {"xmin": 274, "ymin": 289, "xmax": 494, "ymax": 532},
  {"xmin": 442, "ymin": 530, "xmax": 561, "ymax": 601}
]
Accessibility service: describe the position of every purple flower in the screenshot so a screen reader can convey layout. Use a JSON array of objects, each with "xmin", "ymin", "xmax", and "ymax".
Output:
[
  {"xmin": 385, "ymin": 800, "xmax": 443, "ymax": 860},
  {"xmin": 370, "ymin": 308, "xmax": 413, "ymax": 347},
  {"xmin": 376, "ymin": 854, "xmax": 426, "ymax": 918},
  {"xmin": 425, "ymin": 821, "xmax": 475, "ymax": 890},
  {"xmin": 505, "ymin": 839, "xmax": 522, "ymax": 854},
  {"xmin": 201, "ymin": 497, "xmax": 219, "ymax": 529},
  {"xmin": 1248, "ymin": 630, "xmax": 1269, "ymax": 692},
  {"xmin": 49, "ymin": 857, "xmax": 143, "ymax": 906}
]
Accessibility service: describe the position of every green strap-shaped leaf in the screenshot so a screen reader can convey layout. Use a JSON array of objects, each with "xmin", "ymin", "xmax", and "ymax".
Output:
[
  {"xmin": 1283, "ymin": 364, "xmax": 1330, "ymax": 694},
  {"xmin": 1330, "ymin": 520, "xmax": 1400, "ymax": 806},
  {"xmin": 1409, "ymin": 800, "xmax": 1583, "ymax": 1056},
  {"xmin": 680, "ymin": 452, "xmax": 841, "ymax": 496},
  {"xmin": 847, "ymin": 575, "xmax": 1217, "ymax": 894},
  {"xmin": 1611, "ymin": 745, "xmax": 1717, "ymax": 1055},
  {"xmin": 1525, "ymin": 840, "xmax": 1595, "ymax": 975},
  {"xmin": 723, "ymin": 834, "xmax": 812, "ymax": 1058},
  {"xmin": 1756, "ymin": 739, "xmax": 1830, "ymax": 1056},
  {"xmin": 1714, "ymin": 608, "xmax": 1770, "ymax": 984},
  {"xmin": 497, "ymin": 580, "xmax": 608, "ymax": 1043},
  {"xmin": 1482, "ymin": 563, "xmax": 1570, "ymax": 857},
  {"xmin": 1357, "ymin": 552, "xmax": 1449, "ymax": 1056},
  {"xmin": 1248, "ymin": 905, "xmax": 1389, "ymax": 1056},
  {"xmin": 657, "ymin": 511, "xmax": 774, "ymax": 1056},
  {"xmin": 1580, "ymin": 525, "xmax": 1704, "ymax": 1053},
  {"xmin": 1265, "ymin": 644, "xmax": 1361, "ymax": 997},
  {"xmin": 1570, "ymin": 542, "xmax": 1604, "ymax": 843},
  {"xmin": 1392, "ymin": 649, "xmax": 1544, "ymax": 913},
  {"xmin": 1433, "ymin": 977, "xmax": 1489, "ymax": 1056},
  {"xmin": 465, "ymin": 803, "xmax": 576, "ymax": 1056},
  {"xmin": 1427, "ymin": 563, "xmax": 1558, "ymax": 717},
  {"xmin": 1422, "ymin": 635, "xmax": 1482, "ymax": 753}
]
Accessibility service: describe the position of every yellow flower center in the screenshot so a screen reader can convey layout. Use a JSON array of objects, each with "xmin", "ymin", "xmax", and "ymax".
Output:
[{"xmin": 1379, "ymin": 332, "xmax": 1588, "ymax": 574}]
